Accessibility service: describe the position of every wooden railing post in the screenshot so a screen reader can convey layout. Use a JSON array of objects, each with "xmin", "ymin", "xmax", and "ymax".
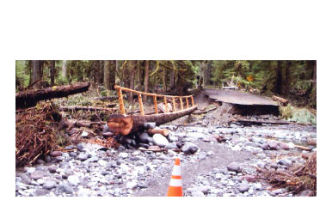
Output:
[
  {"xmin": 179, "ymin": 97, "xmax": 184, "ymax": 110},
  {"xmin": 191, "ymin": 96, "xmax": 194, "ymax": 106},
  {"xmin": 117, "ymin": 87, "xmax": 126, "ymax": 114},
  {"xmin": 172, "ymin": 97, "xmax": 176, "ymax": 112},
  {"xmin": 153, "ymin": 95, "xmax": 158, "ymax": 114},
  {"xmin": 138, "ymin": 93, "xmax": 144, "ymax": 115},
  {"xmin": 186, "ymin": 97, "xmax": 189, "ymax": 108},
  {"xmin": 164, "ymin": 96, "xmax": 168, "ymax": 113}
]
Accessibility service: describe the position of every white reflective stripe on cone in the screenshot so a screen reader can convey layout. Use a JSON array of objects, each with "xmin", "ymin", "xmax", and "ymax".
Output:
[
  {"xmin": 172, "ymin": 166, "xmax": 181, "ymax": 176},
  {"xmin": 169, "ymin": 178, "xmax": 182, "ymax": 187}
]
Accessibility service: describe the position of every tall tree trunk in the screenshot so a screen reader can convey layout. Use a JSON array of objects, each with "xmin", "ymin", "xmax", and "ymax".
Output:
[
  {"xmin": 162, "ymin": 65, "xmax": 167, "ymax": 92},
  {"xmin": 109, "ymin": 61, "xmax": 116, "ymax": 90},
  {"xmin": 50, "ymin": 60, "xmax": 55, "ymax": 86},
  {"xmin": 284, "ymin": 61, "xmax": 291, "ymax": 96},
  {"xmin": 28, "ymin": 61, "xmax": 32, "ymax": 86},
  {"xmin": 170, "ymin": 68, "xmax": 175, "ymax": 91},
  {"xmin": 104, "ymin": 60, "xmax": 110, "ymax": 90},
  {"xmin": 136, "ymin": 61, "xmax": 142, "ymax": 91},
  {"xmin": 128, "ymin": 60, "xmax": 136, "ymax": 103},
  {"xmin": 31, "ymin": 60, "xmax": 41, "ymax": 84},
  {"xmin": 275, "ymin": 61, "xmax": 282, "ymax": 95},
  {"xmin": 144, "ymin": 60, "xmax": 149, "ymax": 102},
  {"xmin": 62, "ymin": 60, "xmax": 67, "ymax": 78},
  {"xmin": 203, "ymin": 61, "xmax": 210, "ymax": 87}
]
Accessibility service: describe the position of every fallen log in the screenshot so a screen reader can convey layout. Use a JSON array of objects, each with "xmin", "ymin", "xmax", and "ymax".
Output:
[
  {"xmin": 272, "ymin": 95, "xmax": 289, "ymax": 106},
  {"xmin": 235, "ymin": 119, "xmax": 291, "ymax": 125},
  {"xmin": 64, "ymin": 119, "xmax": 106, "ymax": 131},
  {"xmin": 16, "ymin": 82, "xmax": 90, "ymax": 109},
  {"xmin": 60, "ymin": 106, "xmax": 117, "ymax": 112},
  {"xmin": 147, "ymin": 128, "xmax": 169, "ymax": 137},
  {"xmin": 107, "ymin": 105, "xmax": 197, "ymax": 135},
  {"xmin": 192, "ymin": 107, "xmax": 216, "ymax": 115}
]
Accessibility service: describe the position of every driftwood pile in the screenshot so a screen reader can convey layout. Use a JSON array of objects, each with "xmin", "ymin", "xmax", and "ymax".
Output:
[
  {"xmin": 257, "ymin": 152, "xmax": 316, "ymax": 196},
  {"xmin": 16, "ymin": 102, "xmax": 62, "ymax": 167}
]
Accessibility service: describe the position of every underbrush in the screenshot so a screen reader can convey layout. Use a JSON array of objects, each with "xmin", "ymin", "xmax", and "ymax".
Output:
[{"xmin": 280, "ymin": 104, "xmax": 316, "ymax": 125}]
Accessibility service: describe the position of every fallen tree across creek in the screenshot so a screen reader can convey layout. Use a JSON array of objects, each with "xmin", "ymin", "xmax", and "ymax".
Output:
[{"xmin": 107, "ymin": 105, "xmax": 197, "ymax": 135}]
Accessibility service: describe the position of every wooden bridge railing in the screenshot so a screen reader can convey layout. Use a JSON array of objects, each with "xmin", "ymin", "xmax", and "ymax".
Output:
[{"xmin": 114, "ymin": 85, "xmax": 195, "ymax": 115}]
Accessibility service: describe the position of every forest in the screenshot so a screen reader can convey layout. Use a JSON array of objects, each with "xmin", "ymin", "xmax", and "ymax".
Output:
[
  {"xmin": 15, "ymin": 60, "xmax": 316, "ymax": 197},
  {"xmin": 16, "ymin": 60, "xmax": 316, "ymax": 108}
]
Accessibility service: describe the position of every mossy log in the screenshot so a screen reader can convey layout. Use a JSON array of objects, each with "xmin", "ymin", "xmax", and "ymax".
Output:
[{"xmin": 16, "ymin": 82, "xmax": 90, "ymax": 109}]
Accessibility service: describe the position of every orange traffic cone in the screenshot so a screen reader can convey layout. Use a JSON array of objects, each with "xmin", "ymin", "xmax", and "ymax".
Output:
[{"xmin": 167, "ymin": 158, "xmax": 183, "ymax": 196}]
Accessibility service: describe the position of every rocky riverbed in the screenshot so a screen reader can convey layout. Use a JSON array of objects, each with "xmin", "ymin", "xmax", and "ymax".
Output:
[{"xmin": 16, "ymin": 122, "xmax": 316, "ymax": 197}]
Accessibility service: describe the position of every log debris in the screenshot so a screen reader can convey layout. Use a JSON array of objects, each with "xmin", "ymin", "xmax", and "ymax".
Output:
[
  {"xmin": 60, "ymin": 106, "xmax": 117, "ymax": 112},
  {"xmin": 107, "ymin": 105, "xmax": 197, "ymax": 135},
  {"xmin": 147, "ymin": 128, "xmax": 169, "ymax": 137},
  {"xmin": 16, "ymin": 82, "xmax": 90, "ymax": 109},
  {"xmin": 272, "ymin": 95, "xmax": 289, "ymax": 106}
]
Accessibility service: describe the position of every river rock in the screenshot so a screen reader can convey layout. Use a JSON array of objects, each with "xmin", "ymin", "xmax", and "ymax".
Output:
[
  {"xmin": 58, "ymin": 184, "xmax": 74, "ymax": 194},
  {"xmin": 227, "ymin": 162, "xmax": 241, "ymax": 173},
  {"xmin": 77, "ymin": 143, "xmax": 85, "ymax": 152},
  {"xmin": 144, "ymin": 122, "xmax": 156, "ymax": 129},
  {"xmin": 43, "ymin": 180, "xmax": 57, "ymax": 189},
  {"xmin": 30, "ymin": 171, "xmax": 46, "ymax": 180},
  {"xmin": 139, "ymin": 132, "xmax": 152, "ymax": 143},
  {"xmin": 81, "ymin": 131, "xmax": 89, "ymax": 138},
  {"xmin": 102, "ymin": 132, "xmax": 114, "ymax": 137},
  {"xmin": 298, "ymin": 189, "xmax": 314, "ymax": 196},
  {"xmin": 119, "ymin": 152, "xmax": 129, "ymax": 158},
  {"xmin": 48, "ymin": 166, "xmax": 57, "ymax": 173},
  {"xmin": 20, "ymin": 174, "xmax": 32, "ymax": 184},
  {"xmin": 279, "ymin": 142, "xmax": 289, "ymax": 150},
  {"xmin": 268, "ymin": 141, "xmax": 279, "ymax": 150},
  {"xmin": 103, "ymin": 124, "xmax": 109, "ymax": 132},
  {"xmin": 153, "ymin": 134, "xmax": 169, "ymax": 147},
  {"xmin": 78, "ymin": 153, "xmax": 88, "ymax": 161},
  {"xmin": 277, "ymin": 159, "xmax": 292, "ymax": 166},
  {"xmin": 35, "ymin": 188, "xmax": 50, "ymax": 196},
  {"xmin": 68, "ymin": 175, "xmax": 80, "ymax": 185},
  {"xmin": 181, "ymin": 142, "xmax": 198, "ymax": 154},
  {"xmin": 50, "ymin": 151, "xmax": 62, "ymax": 157},
  {"xmin": 165, "ymin": 143, "xmax": 177, "ymax": 150},
  {"xmin": 238, "ymin": 183, "xmax": 250, "ymax": 193}
]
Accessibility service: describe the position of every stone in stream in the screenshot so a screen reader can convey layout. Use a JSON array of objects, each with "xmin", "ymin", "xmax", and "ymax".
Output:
[
  {"xmin": 165, "ymin": 142, "xmax": 177, "ymax": 150},
  {"xmin": 81, "ymin": 131, "xmax": 89, "ymax": 138},
  {"xmin": 68, "ymin": 175, "xmax": 80, "ymax": 185},
  {"xmin": 143, "ymin": 122, "xmax": 156, "ymax": 129},
  {"xmin": 181, "ymin": 142, "xmax": 199, "ymax": 154},
  {"xmin": 78, "ymin": 153, "xmax": 88, "ymax": 161},
  {"xmin": 43, "ymin": 180, "xmax": 57, "ymax": 189},
  {"xmin": 77, "ymin": 143, "xmax": 85, "ymax": 152},
  {"xmin": 34, "ymin": 188, "xmax": 50, "ymax": 196},
  {"xmin": 268, "ymin": 141, "xmax": 279, "ymax": 150},
  {"xmin": 277, "ymin": 159, "xmax": 292, "ymax": 166},
  {"xmin": 238, "ymin": 183, "xmax": 250, "ymax": 193},
  {"xmin": 30, "ymin": 171, "xmax": 46, "ymax": 180},
  {"xmin": 37, "ymin": 159, "xmax": 45, "ymax": 165},
  {"xmin": 48, "ymin": 166, "xmax": 57, "ymax": 173},
  {"xmin": 58, "ymin": 184, "xmax": 74, "ymax": 194},
  {"xmin": 103, "ymin": 124, "xmax": 109, "ymax": 132},
  {"xmin": 227, "ymin": 162, "xmax": 242, "ymax": 173},
  {"xmin": 20, "ymin": 174, "xmax": 32, "ymax": 184},
  {"xmin": 279, "ymin": 142, "xmax": 289, "ymax": 150},
  {"xmin": 102, "ymin": 132, "xmax": 114, "ymax": 137},
  {"xmin": 153, "ymin": 134, "xmax": 169, "ymax": 147},
  {"xmin": 298, "ymin": 189, "xmax": 314, "ymax": 196},
  {"xmin": 50, "ymin": 151, "xmax": 62, "ymax": 157},
  {"xmin": 139, "ymin": 132, "xmax": 152, "ymax": 143}
]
